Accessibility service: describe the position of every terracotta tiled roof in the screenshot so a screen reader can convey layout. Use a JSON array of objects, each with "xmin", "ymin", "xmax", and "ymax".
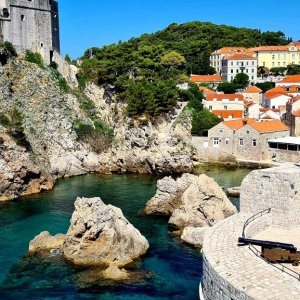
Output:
[
  {"xmin": 199, "ymin": 86, "xmax": 216, "ymax": 95},
  {"xmin": 223, "ymin": 53, "xmax": 255, "ymax": 60},
  {"xmin": 293, "ymin": 109, "xmax": 300, "ymax": 117},
  {"xmin": 266, "ymin": 86, "xmax": 300, "ymax": 95},
  {"xmin": 221, "ymin": 119, "xmax": 288, "ymax": 132},
  {"xmin": 249, "ymin": 120, "xmax": 289, "ymax": 132},
  {"xmin": 206, "ymin": 94, "xmax": 244, "ymax": 101},
  {"xmin": 278, "ymin": 75, "xmax": 300, "ymax": 83},
  {"xmin": 250, "ymin": 45, "xmax": 290, "ymax": 52},
  {"xmin": 222, "ymin": 119, "xmax": 247, "ymax": 130},
  {"xmin": 244, "ymin": 86, "xmax": 262, "ymax": 93},
  {"xmin": 264, "ymin": 93, "xmax": 291, "ymax": 100},
  {"xmin": 190, "ymin": 74, "xmax": 222, "ymax": 83},
  {"xmin": 212, "ymin": 47, "xmax": 254, "ymax": 55},
  {"xmin": 212, "ymin": 110, "xmax": 243, "ymax": 119}
]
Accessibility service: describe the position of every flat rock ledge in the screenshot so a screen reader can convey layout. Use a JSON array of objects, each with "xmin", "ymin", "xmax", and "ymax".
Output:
[
  {"xmin": 29, "ymin": 197, "xmax": 149, "ymax": 280},
  {"xmin": 29, "ymin": 231, "xmax": 65, "ymax": 253},
  {"xmin": 144, "ymin": 173, "xmax": 237, "ymax": 247}
]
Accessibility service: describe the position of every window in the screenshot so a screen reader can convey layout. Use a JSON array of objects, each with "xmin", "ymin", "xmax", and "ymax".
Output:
[
  {"xmin": 246, "ymin": 130, "xmax": 250, "ymax": 134},
  {"xmin": 213, "ymin": 138, "xmax": 220, "ymax": 147},
  {"xmin": 252, "ymin": 61, "xmax": 255, "ymax": 65},
  {"xmin": 272, "ymin": 54, "xmax": 275, "ymax": 60},
  {"xmin": 219, "ymin": 129, "xmax": 224, "ymax": 134},
  {"xmin": 252, "ymin": 139, "xmax": 257, "ymax": 147},
  {"xmin": 21, "ymin": 14, "xmax": 25, "ymax": 22},
  {"xmin": 239, "ymin": 138, "xmax": 244, "ymax": 146},
  {"xmin": 224, "ymin": 105, "xmax": 228, "ymax": 110},
  {"xmin": 278, "ymin": 62, "xmax": 280, "ymax": 66},
  {"xmin": 209, "ymin": 105, "xmax": 212, "ymax": 111},
  {"xmin": 272, "ymin": 62, "xmax": 275, "ymax": 67},
  {"xmin": 225, "ymin": 138, "xmax": 229, "ymax": 145},
  {"xmin": 263, "ymin": 62, "xmax": 266, "ymax": 67}
]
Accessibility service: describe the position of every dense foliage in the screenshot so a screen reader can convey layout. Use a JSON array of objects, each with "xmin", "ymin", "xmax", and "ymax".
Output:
[
  {"xmin": 79, "ymin": 21, "xmax": 289, "ymax": 86},
  {"xmin": 25, "ymin": 51, "xmax": 44, "ymax": 69},
  {"xmin": 184, "ymin": 85, "xmax": 222, "ymax": 136},
  {"xmin": 78, "ymin": 21, "xmax": 289, "ymax": 119},
  {"xmin": 255, "ymin": 82, "xmax": 275, "ymax": 93},
  {"xmin": 0, "ymin": 108, "xmax": 31, "ymax": 150}
]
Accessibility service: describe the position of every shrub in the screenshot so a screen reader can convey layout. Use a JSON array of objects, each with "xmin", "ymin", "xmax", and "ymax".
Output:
[
  {"xmin": 73, "ymin": 119, "xmax": 113, "ymax": 153},
  {"xmin": 3, "ymin": 41, "xmax": 17, "ymax": 57},
  {"xmin": 0, "ymin": 113, "xmax": 11, "ymax": 127},
  {"xmin": 0, "ymin": 137, "xmax": 4, "ymax": 145},
  {"xmin": 49, "ymin": 61, "xmax": 58, "ymax": 70},
  {"xmin": 25, "ymin": 51, "xmax": 44, "ymax": 68}
]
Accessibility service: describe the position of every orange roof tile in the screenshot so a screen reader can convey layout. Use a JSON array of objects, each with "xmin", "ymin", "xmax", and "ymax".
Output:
[
  {"xmin": 206, "ymin": 94, "xmax": 244, "ymax": 101},
  {"xmin": 199, "ymin": 86, "xmax": 217, "ymax": 95},
  {"xmin": 250, "ymin": 45, "xmax": 290, "ymax": 52},
  {"xmin": 222, "ymin": 119, "xmax": 247, "ymax": 130},
  {"xmin": 212, "ymin": 110, "xmax": 243, "ymax": 119},
  {"xmin": 212, "ymin": 47, "xmax": 254, "ymax": 55},
  {"xmin": 293, "ymin": 109, "xmax": 300, "ymax": 117},
  {"xmin": 266, "ymin": 86, "xmax": 300, "ymax": 95},
  {"xmin": 249, "ymin": 120, "xmax": 289, "ymax": 132},
  {"xmin": 278, "ymin": 75, "xmax": 300, "ymax": 83},
  {"xmin": 223, "ymin": 53, "xmax": 255, "ymax": 60},
  {"xmin": 244, "ymin": 86, "xmax": 262, "ymax": 93},
  {"xmin": 191, "ymin": 74, "xmax": 222, "ymax": 83},
  {"xmin": 265, "ymin": 93, "xmax": 291, "ymax": 100},
  {"xmin": 221, "ymin": 118, "xmax": 288, "ymax": 132}
]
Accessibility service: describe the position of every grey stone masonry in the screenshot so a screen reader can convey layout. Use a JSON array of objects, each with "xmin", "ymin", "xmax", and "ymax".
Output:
[
  {"xmin": 240, "ymin": 164, "xmax": 300, "ymax": 229},
  {"xmin": 202, "ymin": 213, "xmax": 300, "ymax": 300},
  {"xmin": 0, "ymin": 0, "xmax": 60, "ymax": 64}
]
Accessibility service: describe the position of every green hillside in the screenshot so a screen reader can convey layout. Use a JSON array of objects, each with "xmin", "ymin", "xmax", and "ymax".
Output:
[{"xmin": 78, "ymin": 21, "xmax": 289, "ymax": 118}]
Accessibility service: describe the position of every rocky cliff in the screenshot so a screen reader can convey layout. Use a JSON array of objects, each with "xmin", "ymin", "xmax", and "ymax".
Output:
[{"xmin": 0, "ymin": 57, "xmax": 194, "ymax": 201}]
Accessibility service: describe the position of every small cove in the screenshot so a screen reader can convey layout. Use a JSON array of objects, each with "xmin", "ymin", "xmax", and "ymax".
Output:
[{"xmin": 0, "ymin": 166, "xmax": 251, "ymax": 299}]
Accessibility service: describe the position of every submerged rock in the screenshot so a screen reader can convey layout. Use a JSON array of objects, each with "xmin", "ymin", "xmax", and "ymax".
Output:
[
  {"xmin": 227, "ymin": 186, "xmax": 241, "ymax": 197},
  {"xmin": 29, "ymin": 231, "xmax": 65, "ymax": 253},
  {"xmin": 63, "ymin": 197, "xmax": 149, "ymax": 268}
]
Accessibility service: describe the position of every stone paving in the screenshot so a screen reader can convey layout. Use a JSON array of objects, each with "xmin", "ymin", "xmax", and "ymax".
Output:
[{"xmin": 202, "ymin": 213, "xmax": 300, "ymax": 300}]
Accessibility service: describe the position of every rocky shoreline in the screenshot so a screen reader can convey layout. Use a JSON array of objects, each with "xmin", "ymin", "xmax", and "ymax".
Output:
[{"xmin": 0, "ymin": 58, "xmax": 194, "ymax": 201}]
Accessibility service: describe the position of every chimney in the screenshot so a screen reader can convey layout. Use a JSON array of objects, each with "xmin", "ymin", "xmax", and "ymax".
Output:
[{"xmin": 242, "ymin": 119, "xmax": 248, "ymax": 126}]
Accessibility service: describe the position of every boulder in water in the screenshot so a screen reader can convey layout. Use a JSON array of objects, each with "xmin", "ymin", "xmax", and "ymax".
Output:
[{"xmin": 63, "ymin": 197, "xmax": 149, "ymax": 268}]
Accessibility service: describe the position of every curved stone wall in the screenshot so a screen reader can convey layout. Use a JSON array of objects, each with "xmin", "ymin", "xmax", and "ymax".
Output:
[{"xmin": 201, "ymin": 213, "xmax": 300, "ymax": 300}]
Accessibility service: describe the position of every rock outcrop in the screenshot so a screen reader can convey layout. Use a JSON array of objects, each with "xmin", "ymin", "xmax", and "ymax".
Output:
[
  {"xmin": 63, "ymin": 197, "xmax": 149, "ymax": 268},
  {"xmin": 181, "ymin": 227, "xmax": 208, "ymax": 248},
  {"xmin": 0, "ymin": 58, "xmax": 195, "ymax": 201},
  {"xmin": 145, "ymin": 173, "xmax": 237, "ymax": 246},
  {"xmin": 29, "ymin": 231, "xmax": 65, "ymax": 253}
]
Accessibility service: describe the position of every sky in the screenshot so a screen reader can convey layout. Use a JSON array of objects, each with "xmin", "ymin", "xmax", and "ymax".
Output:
[{"xmin": 59, "ymin": 0, "xmax": 300, "ymax": 59}]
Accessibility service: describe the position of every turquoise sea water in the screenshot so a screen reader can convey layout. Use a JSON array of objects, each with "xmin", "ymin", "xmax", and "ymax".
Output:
[{"xmin": 0, "ymin": 167, "xmax": 250, "ymax": 299}]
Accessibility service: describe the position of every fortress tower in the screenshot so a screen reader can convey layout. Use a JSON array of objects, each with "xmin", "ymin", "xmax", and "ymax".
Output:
[{"xmin": 0, "ymin": 0, "xmax": 60, "ymax": 64}]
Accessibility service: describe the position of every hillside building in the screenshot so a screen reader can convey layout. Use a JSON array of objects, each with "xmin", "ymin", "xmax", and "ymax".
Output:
[
  {"xmin": 0, "ymin": 0, "xmax": 60, "ymax": 64},
  {"xmin": 210, "ymin": 47, "xmax": 255, "ymax": 75},
  {"xmin": 221, "ymin": 53, "xmax": 258, "ymax": 82},
  {"xmin": 250, "ymin": 42, "xmax": 300, "ymax": 69}
]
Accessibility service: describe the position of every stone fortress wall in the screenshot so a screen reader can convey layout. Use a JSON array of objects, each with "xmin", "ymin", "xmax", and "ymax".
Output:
[
  {"xmin": 240, "ymin": 164, "xmax": 300, "ymax": 229},
  {"xmin": 201, "ymin": 164, "xmax": 300, "ymax": 300},
  {"xmin": 0, "ymin": 0, "xmax": 60, "ymax": 64}
]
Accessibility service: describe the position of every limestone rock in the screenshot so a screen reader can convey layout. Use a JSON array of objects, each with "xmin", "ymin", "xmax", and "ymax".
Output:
[
  {"xmin": 145, "ymin": 173, "xmax": 237, "ymax": 234},
  {"xmin": 144, "ymin": 174, "xmax": 195, "ymax": 215},
  {"xmin": 169, "ymin": 174, "xmax": 237, "ymax": 231},
  {"xmin": 181, "ymin": 227, "xmax": 208, "ymax": 247},
  {"xmin": 227, "ymin": 186, "xmax": 241, "ymax": 197},
  {"xmin": 29, "ymin": 231, "xmax": 65, "ymax": 253},
  {"xmin": 63, "ymin": 197, "xmax": 149, "ymax": 267}
]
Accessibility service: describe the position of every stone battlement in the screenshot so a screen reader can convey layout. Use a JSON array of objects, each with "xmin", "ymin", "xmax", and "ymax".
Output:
[{"xmin": 240, "ymin": 164, "xmax": 300, "ymax": 229}]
